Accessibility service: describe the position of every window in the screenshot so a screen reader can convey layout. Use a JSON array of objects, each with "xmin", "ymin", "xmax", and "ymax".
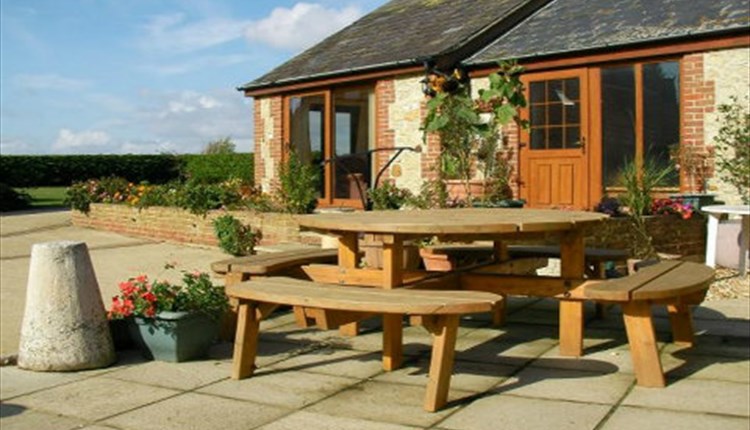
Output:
[
  {"xmin": 529, "ymin": 78, "xmax": 582, "ymax": 150},
  {"xmin": 601, "ymin": 61, "xmax": 680, "ymax": 188},
  {"xmin": 287, "ymin": 86, "xmax": 374, "ymax": 207}
]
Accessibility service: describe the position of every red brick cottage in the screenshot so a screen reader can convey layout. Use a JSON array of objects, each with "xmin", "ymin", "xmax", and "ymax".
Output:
[{"xmin": 239, "ymin": 0, "xmax": 750, "ymax": 210}]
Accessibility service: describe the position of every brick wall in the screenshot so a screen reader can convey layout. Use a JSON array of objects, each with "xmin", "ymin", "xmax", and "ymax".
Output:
[
  {"xmin": 702, "ymin": 46, "xmax": 750, "ymax": 205},
  {"xmin": 72, "ymin": 204, "xmax": 705, "ymax": 258},
  {"xmin": 71, "ymin": 204, "xmax": 308, "ymax": 247},
  {"xmin": 254, "ymin": 96, "xmax": 283, "ymax": 193}
]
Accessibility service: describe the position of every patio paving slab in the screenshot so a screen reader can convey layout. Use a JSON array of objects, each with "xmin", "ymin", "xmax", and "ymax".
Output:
[
  {"xmin": 373, "ymin": 358, "xmax": 514, "ymax": 393},
  {"xmin": 0, "ymin": 404, "xmax": 87, "ymax": 430},
  {"xmin": 103, "ymin": 359, "xmax": 230, "ymax": 390},
  {"xmin": 197, "ymin": 368, "xmax": 360, "ymax": 409},
  {"xmin": 0, "ymin": 366, "xmax": 84, "ymax": 400},
  {"xmin": 102, "ymin": 392, "xmax": 289, "ymax": 430},
  {"xmin": 438, "ymin": 395, "xmax": 611, "ymax": 430},
  {"xmin": 10, "ymin": 376, "xmax": 178, "ymax": 421},
  {"xmin": 256, "ymin": 410, "xmax": 421, "ymax": 430},
  {"xmin": 267, "ymin": 347, "xmax": 385, "ymax": 379},
  {"xmin": 622, "ymin": 378, "xmax": 750, "ymax": 417},
  {"xmin": 600, "ymin": 405, "xmax": 750, "ymax": 430},
  {"xmin": 493, "ymin": 365, "xmax": 634, "ymax": 405},
  {"xmin": 306, "ymin": 380, "xmax": 467, "ymax": 428}
]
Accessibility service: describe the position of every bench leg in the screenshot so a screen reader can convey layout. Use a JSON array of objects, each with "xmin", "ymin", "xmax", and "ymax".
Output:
[
  {"xmin": 666, "ymin": 304, "xmax": 695, "ymax": 346},
  {"xmin": 424, "ymin": 315, "xmax": 460, "ymax": 412},
  {"xmin": 621, "ymin": 301, "xmax": 665, "ymax": 388},
  {"xmin": 232, "ymin": 301, "xmax": 260, "ymax": 380},
  {"xmin": 339, "ymin": 322, "xmax": 359, "ymax": 336},
  {"xmin": 382, "ymin": 314, "xmax": 403, "ymax": 371},
  {"xmin": 491, "ymin": 294, "xmax": 507, "ymax": 327},
  {"xmin": 559, "ymin": 300, "xmax": 584, "ymax": 357}
]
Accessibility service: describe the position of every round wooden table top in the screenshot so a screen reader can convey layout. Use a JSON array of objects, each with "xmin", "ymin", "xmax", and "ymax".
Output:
[{"xmin": 297, "ymin": 208, "xmax": 607, "ymax": 235}]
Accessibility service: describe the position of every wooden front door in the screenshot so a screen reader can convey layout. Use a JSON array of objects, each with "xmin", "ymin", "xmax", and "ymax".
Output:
[{"xmin": 519, "ymin": 69, "xmax": 590, "ymax": 209}]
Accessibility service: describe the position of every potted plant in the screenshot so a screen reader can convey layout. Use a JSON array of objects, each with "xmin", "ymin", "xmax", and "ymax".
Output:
[
  {"xmin": 108, "ymin": 265, "xmax": 229, "ymax": 362},
  {"xmin": 668, "ymin": 144, "xmax": 716, "ymax": 210}
]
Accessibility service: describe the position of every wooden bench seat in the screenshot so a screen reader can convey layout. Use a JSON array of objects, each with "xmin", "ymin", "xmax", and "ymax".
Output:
[
  {"xmin": 211, "ymin": 248, "xmax": 338, "ymax": 284},
  {"xmin": 583, "ymin": 260, "xmax": 714, "ymax": 387},
  {"xmin": 423, "ymin": 243, "xmax": 628, "ymax": 277},
  {"xmin": 226, "ymin": 277, "xmax": 502, "ymax": 412}
]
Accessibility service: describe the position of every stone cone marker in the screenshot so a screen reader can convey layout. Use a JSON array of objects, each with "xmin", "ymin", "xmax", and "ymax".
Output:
[{"xmin": 18, "ymin": 241, "xmax": 116, "ymax": 371}]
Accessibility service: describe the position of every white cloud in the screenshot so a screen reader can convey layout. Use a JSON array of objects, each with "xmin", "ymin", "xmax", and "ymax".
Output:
[
  {"xmin": 13, "ymin": 73, "xmax": 90, "ymax": 92},
  {"xmin": 140, "ymin": 53, "xmax": 252, "ymax": 76},
  {"xmin": 53, "ymin": 129, "xmax": 112, "ymax": 151},
  {"xmin": 139, "ymin": 12, "xmax": 250, "ymax": 53},
  {"xmin": 0, "ymin": 137, "xmax": 33, "ymax": 154},
  {"xmin": 245, "ymin": 3, "xmax": 362, "ymax": 51}
]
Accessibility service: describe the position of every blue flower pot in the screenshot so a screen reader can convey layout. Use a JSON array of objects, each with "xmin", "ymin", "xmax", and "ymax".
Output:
[{"xmin": 128, "ymin": 311, "xmax": 219, "ymax": 362}]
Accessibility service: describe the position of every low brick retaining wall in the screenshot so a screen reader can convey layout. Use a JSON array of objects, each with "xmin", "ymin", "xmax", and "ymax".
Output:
[
  {"xmin": 71, "ymin": 204, "xmax": 308, "ymax": 247},
  {"xmin": 72, "ymin": 204, "xmax": 706, "ymax": 257}
]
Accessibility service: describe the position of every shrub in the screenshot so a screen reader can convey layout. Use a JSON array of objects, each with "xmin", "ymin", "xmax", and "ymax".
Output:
[
  {"xmin": 277, "ymin": 151, "xmax": 319, "ymax": 214},
  {"xmin": 0, "ymin": 154, "xmax": 183, "ymax": 187},
  {"xmin": 182, "ymin": 153, "xmax": 253, "ymax": 185},
  {"xmin": 0, "ymin": 183, "xmax": 31, "ymax": 212},
  {"xmin": 213, "ymin": 214, "xmax": 259, "ymax": 256},
  {"xmin": 713, "ymin": 96, "xmax": 750, "ymax": 203},
  {"xmin": 368, "ymin": 181, "xmax": 412, "ymax": 210}
]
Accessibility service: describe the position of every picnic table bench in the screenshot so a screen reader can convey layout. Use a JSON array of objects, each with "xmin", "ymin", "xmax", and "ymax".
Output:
[
  {"xmin": 423, "ymin": 243, "xmax": 629, "ymax": 278},
  {"xmin": 227, "ymin": 276, "xmax": 502, "ymax": 412},
  {"xmin": 582, "ymin": 260, "xmax": 714, "ymax": 387},
  {"xmin": 211, "ymin": 248, "xmax": 338, "ymax": 285}
]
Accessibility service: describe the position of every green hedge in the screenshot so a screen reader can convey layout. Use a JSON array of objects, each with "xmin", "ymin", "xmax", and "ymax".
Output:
[
  {"xmin": 182, "ymin": 153, "xmax": 254, "ymax": 184},
  {"xmin": 0, "ymin": 154, "xmax": 254, "ymax": 187}
]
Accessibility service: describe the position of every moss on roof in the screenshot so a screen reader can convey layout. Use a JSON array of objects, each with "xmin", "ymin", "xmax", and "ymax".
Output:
[{"xmin": 468, "ymin": 0, "xmax": 750, "ymax": 65}]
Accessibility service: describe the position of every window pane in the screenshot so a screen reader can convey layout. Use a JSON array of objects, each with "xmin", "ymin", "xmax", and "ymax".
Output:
[
  {"xmin": 548, "ymin": 127, "xmax": 563, "ymax": 149},
  {"xmin": 333, "ymin": 88, "xmax": 372, "ymax": 200},
  {"xmin": 289, "ymin": 94, "xmax": 325, "ymax": 198},
  {"xmin": 601, "ymin": 66, "xmax": 636, "ymax": 187},
  {"xmin": 548, "ymin": 103, "xmax": 562, "ymax": 126},
  {"xmin": 643, "ymin": 62, "xmax": 680, "ymax": 187},
  {"xmin": 564, "ymin": 78, "xmax": 580, "ymax": 100},
  {"xmin": 565, "ymin": 104, "xmax": 580, "ymax": 124},
  {"xmin": 530, "ymin": 82, "xmax": 545, "ymax": 103},
  {"xmin": 531, "ymin": 128, "xmax": 545, "ymax": 149},
  {"xmin": 531, "ymin": 105, "xmax": 545, "ymax": 125},
  {"xmin": 547, "ymin": 80, "xmax": 563, "ymax": 101},
  {"xmin": 565, "ymin": 127, "xmax": 580, "ymax": 148}
]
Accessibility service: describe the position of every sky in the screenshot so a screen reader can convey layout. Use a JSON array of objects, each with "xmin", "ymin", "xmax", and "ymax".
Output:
[{"xmin": 0, "ymin": 0, "xmax": 388, "ymax": 155}]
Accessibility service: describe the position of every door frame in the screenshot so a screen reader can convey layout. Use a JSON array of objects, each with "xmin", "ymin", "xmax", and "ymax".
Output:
[{"xmin": 519, "ymin": 67, "xmax": 600, "ymax": 209}]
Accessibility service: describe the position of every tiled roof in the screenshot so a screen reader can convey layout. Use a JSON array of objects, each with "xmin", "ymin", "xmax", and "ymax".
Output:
[
  {"xmin": 468, "ymin": 0, "xmax": 750, "ymax": 65},
  {"xmin": 239, "ymin": 0, "xmax": 541, "ymax": 91}
]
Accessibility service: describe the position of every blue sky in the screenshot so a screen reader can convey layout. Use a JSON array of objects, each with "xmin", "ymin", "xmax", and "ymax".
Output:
[{"xmin": 0, "ymin": 0, "xmax": 387, "ymax": 155}]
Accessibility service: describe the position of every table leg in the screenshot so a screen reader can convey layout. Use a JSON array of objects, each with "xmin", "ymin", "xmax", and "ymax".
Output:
[
  {"xmin": 338, "ymin": 233, "xmax": 360, "ymax": 336},
  {"xmin": 382, "ymin": 314, "xmax": 403, "ymax": 371},
  {"xmin": 705, "ymin": 213, "xmax": 723, "ymax": 268},
  {"xmin": 492, "ymin": 240, "xmax": 509, "ymax": 326},
  {"xmin": 559, "ymin": 229, "xmax": 586, "ymax": 356}
]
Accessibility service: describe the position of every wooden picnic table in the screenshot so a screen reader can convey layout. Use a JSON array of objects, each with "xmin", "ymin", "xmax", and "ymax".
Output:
[{"xmin": 296, "ymin": 208, "xmax": 608, "ymax": 367}]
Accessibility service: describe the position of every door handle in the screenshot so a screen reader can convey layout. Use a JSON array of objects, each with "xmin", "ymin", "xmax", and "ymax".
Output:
[{"xmin": 580, "ymin": 136, "xmax": 586, "ymax": 154}]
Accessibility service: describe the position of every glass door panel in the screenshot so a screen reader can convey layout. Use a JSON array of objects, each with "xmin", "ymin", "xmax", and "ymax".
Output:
[
  {"xmin": 333, "ymin": 88, "xmax": 372, "ymax": 201},
  {"xmin": 289, "ymin": 94, "xmax": 325, "ymax": 198}
]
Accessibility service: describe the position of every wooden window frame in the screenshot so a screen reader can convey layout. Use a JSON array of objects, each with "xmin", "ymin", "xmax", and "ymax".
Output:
[{"xmin": 598, "ymin": 57, "xmax": 682, "ymax": 195}]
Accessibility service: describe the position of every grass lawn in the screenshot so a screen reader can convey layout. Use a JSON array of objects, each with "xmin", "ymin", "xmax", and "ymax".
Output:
[{"xmin": 19, "ymin": 187, "xmax": 68, "ymax": 208}]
